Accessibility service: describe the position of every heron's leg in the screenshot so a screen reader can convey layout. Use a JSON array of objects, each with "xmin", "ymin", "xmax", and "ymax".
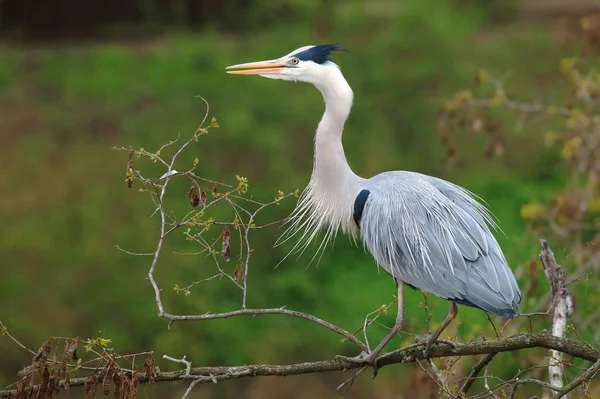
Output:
[
  {"xmin": 336, "ymin": 281, "xmax": 404, "ymax": 376},
  {"xmin": 423, "ymin": 302, "xmax": 458, "ymax": 356}
]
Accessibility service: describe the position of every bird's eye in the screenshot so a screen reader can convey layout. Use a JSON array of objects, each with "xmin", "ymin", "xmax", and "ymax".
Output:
[{"xmin": 290, "ymin": 57, "xmax": 300, "ymax": 65}]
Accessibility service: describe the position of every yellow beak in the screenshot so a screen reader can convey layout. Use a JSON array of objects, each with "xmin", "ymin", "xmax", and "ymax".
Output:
[{"xmin": 226, "ymin": 59, "xmax": 288, "ymax": 75}]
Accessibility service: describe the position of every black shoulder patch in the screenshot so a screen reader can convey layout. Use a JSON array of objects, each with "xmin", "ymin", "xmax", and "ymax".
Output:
[
  {"xmin": 293, "ymin": 44, "xmax": 341, "ymax": 65},
  {"xmin": 353, "ymin": 189, "xmax": 370, "ymax": 229}
]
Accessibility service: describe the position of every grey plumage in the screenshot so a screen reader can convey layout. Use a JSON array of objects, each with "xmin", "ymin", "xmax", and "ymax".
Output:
[{"xmin": 358, "ymin": 171, "xmax": 522, "ymax": 318}]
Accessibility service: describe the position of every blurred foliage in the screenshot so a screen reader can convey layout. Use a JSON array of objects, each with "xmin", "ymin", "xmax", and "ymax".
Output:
[{"xmin": 1, "ymin": 0, "xmax": 597, "ymax": 397}]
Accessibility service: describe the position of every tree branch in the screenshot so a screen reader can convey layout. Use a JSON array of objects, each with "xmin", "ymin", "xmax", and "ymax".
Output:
[
  {"xmin": 540, "ymin": 239, "xmax": 573, "ymax": 394},
  {"xmin": 551, "ymin": 357, "xmax": 600, "ymax": 399},
  {"xmin": 0, "ymin": 321, "xmax": 36, "ymax": 356},
  {"xmin": 162, "ymin": 308, "xmax": 366, "ymax": 351},
  {"xmin": 2, "ymin": 332, "xmax": 597, "ymax": 398},
  {"xmin": 457, "ymin": 353, "xmax": 496, "ymax": 397}
]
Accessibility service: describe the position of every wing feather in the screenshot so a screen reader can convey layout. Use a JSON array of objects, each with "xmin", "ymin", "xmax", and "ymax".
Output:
[{"xmin": 358, "ymin": 171, "xmax": 522, "ymax": 318}]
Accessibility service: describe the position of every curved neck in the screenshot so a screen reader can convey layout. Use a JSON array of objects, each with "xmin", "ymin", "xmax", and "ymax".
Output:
[
  {"xmin": 312, "ymin": 67, "xmax": 362, "ymax": 188},
  {"xmin": 282, "ymin": 64, "xmax": 365, "ymax": 249},
  {"xmin": 299, "ymin": 66, "xmax": 363, "ymax": 237}
]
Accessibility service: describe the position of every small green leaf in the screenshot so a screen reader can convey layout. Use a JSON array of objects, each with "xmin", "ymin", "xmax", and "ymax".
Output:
[{"xmin": 235, "ymin": 175, "xmax": 249, "ymax": 194}]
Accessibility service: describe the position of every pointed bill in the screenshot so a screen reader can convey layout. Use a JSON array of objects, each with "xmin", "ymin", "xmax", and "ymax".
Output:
[{"xmin": 226, "ymin": 59, "xmax": 287, "ymax": 75}]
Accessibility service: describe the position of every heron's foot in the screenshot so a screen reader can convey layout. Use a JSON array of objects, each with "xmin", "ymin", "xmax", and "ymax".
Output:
[
  {"xmin": 414, "ymin": 334, "xmax": 457, "ymax": 357},
  {"xmin": 336, "ymin": 351, "xmax": 381, "ymax": 377}
]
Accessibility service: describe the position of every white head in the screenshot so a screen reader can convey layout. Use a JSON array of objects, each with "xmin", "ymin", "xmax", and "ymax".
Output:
[{"xmin": 226, "ymin": 44, "xmax": 344, "ymax": 86}]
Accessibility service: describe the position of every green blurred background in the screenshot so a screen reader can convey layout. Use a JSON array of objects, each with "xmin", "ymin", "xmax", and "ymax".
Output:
[{"xmin": 1, "ymin": 0, "xmax": 599, "ymax": 397}]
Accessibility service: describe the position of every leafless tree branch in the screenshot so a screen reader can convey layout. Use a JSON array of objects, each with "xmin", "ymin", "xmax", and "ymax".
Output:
[
  {"xmin": 161, "ymin": 308, "xmax": 366, "ymax": 350},
  {"xmin": 1, "ymin": 332, "xmax": 598, "ymax": 398},
  {"xmin": 458, "ymin": 353, "xmax": 496, "ymax": 397},
  {"xmin": 551, "ymin": 357, "xmax": 600, "ymax": 399},
  {"xmin": 0, "ymin": 321, "xmax": 36, "ymax": 356},
  {"xmin": 540, "ymin": 239, "xmax": 574, "ymax": 395}
]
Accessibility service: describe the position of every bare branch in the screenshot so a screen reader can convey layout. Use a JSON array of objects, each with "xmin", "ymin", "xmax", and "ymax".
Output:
[
  {"xmin": 163, "ymin": 355, "xmax": 192, "ymax": 376},
  {"xmin": 418, "ymin": 358, "xmax": 457, "ymax": 399},
  {"xmin": 161, "ymin": 308, "xmax": 366, "ymax": 351},
  {"xmin": 540, "ymin": 239, "xmax": 573, "ymax": 394},
  {"xmin": 458, "ymin": 353, "xmax": 496, "ymax": 397},
  {"xmin": 181, "ymin": 379, "xmax": 202, "ymax": 399},
  {"xmin": 551, "ymin": 358, "xmax": 600, "ymax": 399},
  {"xmin": 1, "ymin": 332, "xmax": 597, "ymax": 398},
  {"xmin": 0, "ymin": 320, "xmax": 36, "ymax": 356}
]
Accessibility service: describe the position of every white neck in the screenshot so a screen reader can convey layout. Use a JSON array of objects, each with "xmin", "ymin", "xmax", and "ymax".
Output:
[
  {"xmin": 311, "ymin": 66, "xmax": 365, "ymax": 233},
  {"xmin": 281, "ymin": 65, "xmax": 365, "ymax": 257}
]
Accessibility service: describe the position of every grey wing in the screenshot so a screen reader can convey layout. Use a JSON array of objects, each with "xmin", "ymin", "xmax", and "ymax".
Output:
[{"xmin": 357, "ymin": 172, "xmax": 522, "ymax": 318}]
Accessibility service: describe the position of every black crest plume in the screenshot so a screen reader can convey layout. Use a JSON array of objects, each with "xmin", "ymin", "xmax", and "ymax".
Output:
[{"xmin": 292, "ymin": 44, "xmax": 344, "ymax": 64}]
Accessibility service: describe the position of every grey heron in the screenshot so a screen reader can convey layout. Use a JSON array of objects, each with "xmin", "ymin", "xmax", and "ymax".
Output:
[{"xmin": 226, "ymin": 44, "xmax": 522, "ymax": 371}]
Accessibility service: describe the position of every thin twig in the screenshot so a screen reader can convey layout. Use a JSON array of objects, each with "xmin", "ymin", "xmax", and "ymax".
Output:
[
  {"xmin": 458, "ymin": 353, "xmax": 496, "ymax": 397},
  {"xmin": 181, "ymin": 378, "xmax": 201, "ymax": 399},
  {"xmin": 336, "ymin": 366, "xmax": 368, "ymax": 394},
  {"xmin": 0, "ymin": 321, "xmax": 36, "ymax": 356},
  {"xmin": 114, "ymin": 245, "xmax": 155, "ymax": 256},
  {"xmin": 163, "ymin": 308, "xmax": 366, "ymax": 351},
  {"xmin": 163, "ymin": 355, "xmax": 193, "ymax": 376},
  {"xmin": 484, "ymin": 362, "xmax": 501, "ymax": 399}
]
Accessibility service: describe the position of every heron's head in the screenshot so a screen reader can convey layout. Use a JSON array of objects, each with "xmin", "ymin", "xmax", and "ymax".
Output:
[{"xmin": 226, "ymin": 44, "xmax": 343, "ymax": 85}]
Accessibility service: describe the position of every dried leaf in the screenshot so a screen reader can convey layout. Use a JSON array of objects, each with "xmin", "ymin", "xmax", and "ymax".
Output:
[
  {"xmin": 64, "ymin": 372, "xmax": 71, "ymax": 392},
  {"xmin": 34, "ymin": 339, "xmax": 52, "ymax": 366},
  {"xmin": 221, "ymin": 226, "xmax": 231, "ymax": 262},
  {"xmin": 113, "ymin": 372, "xmax": 122, "ymax": 398},
  {"xmin": 188, "ymin": 184, "xmax": 200, "ymax": 207},
  {"xmin": 132, "ymin": 370, "xmax": 139, "ymax": 398},
  {"xmin": 47, "ymin": 374, "xmax": 56, "ymax": 396},
  {"xmin": 104, "ymin": 365, "xmax": 113, "ymax": 396},
  {"xmin": 124, "ymin": 374, "xmax": 134, "ymax": 399},
  {"xmin": 143, "ymin": 356, "xmax": 155, "ymax": 384},
  {"xmin": 84, "ymin": 375, "xmax": 95, "ymax": 397},
  {"xmin": 233, "ymin": 258, "xmax": 242, "ymax": 282},
  {"xmin": 63, "ymin": 338, "xmax": 78, "ymax": 361},
  {"xmin": 40, "ymin": 366, "xmax": 50, "ymax": 395},
  {"xmin": 26, "ymin": 375, "xmax": 35, "ymax": 398},
  {"xmin": 15, "ymin": 377, "xmax": 26, "ymax": 398},
  {"xmin": 200, "ymin": 190, "xmax": 206, "ymax": 205}
]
